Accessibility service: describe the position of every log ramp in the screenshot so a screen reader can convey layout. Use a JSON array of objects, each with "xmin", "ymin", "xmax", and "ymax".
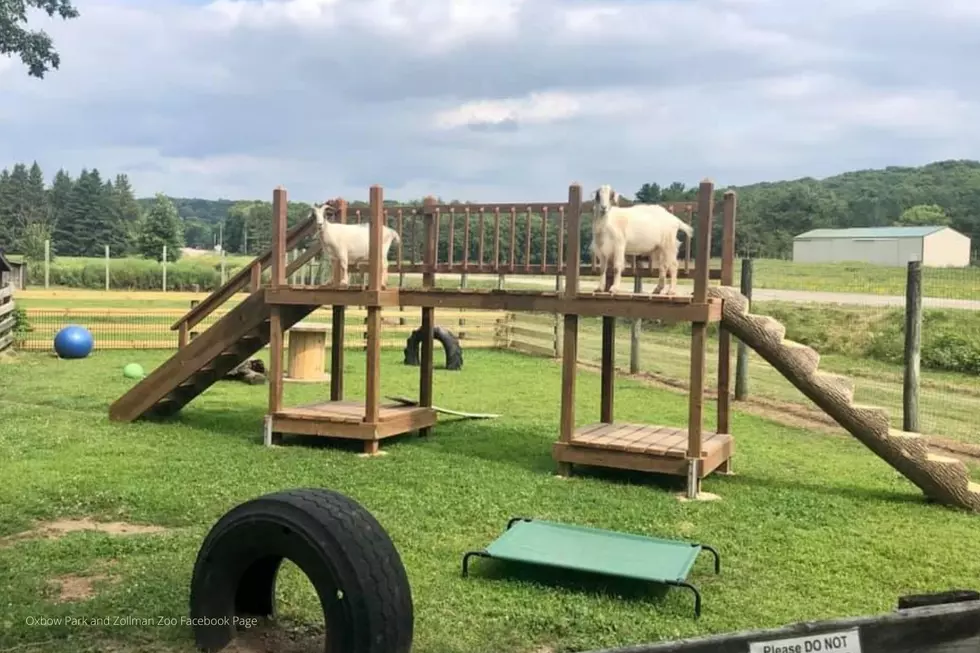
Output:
[{"xmin": 708, "ymin": 285, "xmax": 980, "ymax": 512}]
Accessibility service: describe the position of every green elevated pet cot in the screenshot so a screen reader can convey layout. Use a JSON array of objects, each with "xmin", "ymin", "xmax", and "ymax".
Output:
[{"xmin": 462, "ymin": 517, "xmax": 720, "ymax": 617}]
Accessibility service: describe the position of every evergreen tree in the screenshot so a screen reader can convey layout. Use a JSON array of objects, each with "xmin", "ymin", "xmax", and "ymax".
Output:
[
  {"xmin": 18, "ymin": 162, "xmax": 51, "ymax": 258},
  {"xmin": 48, "ymin": 168, "xmax": 75, "ymax": 256},
  {"xmin": 137, "ymin": 194, "xmax": 184, "ymax": 261},
  {"xmin": 3, "ymin": 164, "xmax": 31, "ymax": 251},
  {"xmin": 101, "ymin": 178, "xmax": 129, "ymax": 256},
  {"xmin": 112, "ymin": 174, "xmax": 143, "ymax": 254},
  {"xmin": 0, "ymin": 170, "xmax": 13, "ymax": 248},
  {"xmin": 64, "ymin": 168, "xmax": 111, "ymax": 256}
]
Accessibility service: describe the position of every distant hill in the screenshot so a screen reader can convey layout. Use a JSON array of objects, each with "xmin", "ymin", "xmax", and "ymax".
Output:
[{"xmin": 141, "ymin": 159, "xmax": 980, "ymax": 259}]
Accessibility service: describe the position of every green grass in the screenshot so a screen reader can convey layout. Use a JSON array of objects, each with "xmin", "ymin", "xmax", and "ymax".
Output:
[{"xmin": 1, "ymin": 348, "xmax": 979, "ymax": 652}]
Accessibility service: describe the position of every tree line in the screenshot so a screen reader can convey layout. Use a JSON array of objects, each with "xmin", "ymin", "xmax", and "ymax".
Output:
[
  {"xmin": 0, "ymin": 162, "xmax": 187, "ymax": 262},
  {"xmin": 2, "ymin": 159, "xmax": 978, "ymax": 265}
]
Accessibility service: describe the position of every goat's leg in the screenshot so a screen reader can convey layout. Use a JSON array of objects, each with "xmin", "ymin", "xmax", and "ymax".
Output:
[
  {"xmin": 653, "ymin": 249, "xmax": 667, "ymax": 294},
  {"xmin": 609, "ymin": 246, "xmax": 626, "ymax": 293},
  {"xmin": 594, "ymin": 253, "xmax": 609, "ymax": 293},
  {"xmin": 338, "ymin": 254, "xmax": 350, "ymax": 287},
  {"xmin": 666, "ymin": 259, "xmax": 679, "ymax": 295}
]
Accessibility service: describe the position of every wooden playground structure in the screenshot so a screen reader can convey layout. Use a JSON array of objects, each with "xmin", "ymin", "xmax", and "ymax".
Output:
[
  {"xmin": 110, "ymin": 179, "xmax": 737, "ymax": 498},
  {"xmin": 108, "ymin": 177, "xmax": 980, "ymax": 511}
]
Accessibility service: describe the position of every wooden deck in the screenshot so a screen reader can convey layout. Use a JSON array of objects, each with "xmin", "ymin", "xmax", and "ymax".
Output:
[
  {"xmin": 270, "ymin": 399, "xmax": 437, "ymax": 453},
  {"xmin": 553, "ymin": 423, "xmax": 734, "ymax": 479}
]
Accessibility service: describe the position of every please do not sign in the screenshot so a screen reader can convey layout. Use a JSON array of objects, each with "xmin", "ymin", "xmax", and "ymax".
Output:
[{"xmin": 748, "ymin": 628, "xmax": 862, "ymax": 653}]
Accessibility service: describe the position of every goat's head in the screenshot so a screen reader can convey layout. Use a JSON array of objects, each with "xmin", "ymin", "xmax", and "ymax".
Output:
[
  {"xmin": 309, "ymin": 202, "xmax": 337, "ymax": 227},
  {"xmin": 592, "ymin": 184, "xmax": 620, "ymax": 217}
]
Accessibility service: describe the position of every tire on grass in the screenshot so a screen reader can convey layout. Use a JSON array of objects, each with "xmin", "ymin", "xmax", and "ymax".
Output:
[
  {"xmin": 403, "ymin": 325, "xmax": 463, "ymax": 370},
  {"xmin": 188, "ymin": 488, "xmax": 413, "ymax": 653}
]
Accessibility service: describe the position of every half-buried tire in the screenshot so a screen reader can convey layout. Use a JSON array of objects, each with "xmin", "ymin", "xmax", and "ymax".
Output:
[
  {"xmin": 189, "ymin": 488, "xmax": 413, "ymax": 653},
  {"xmin": 403, "ymin": 325, "xmax": 463, "ymax": 370}
]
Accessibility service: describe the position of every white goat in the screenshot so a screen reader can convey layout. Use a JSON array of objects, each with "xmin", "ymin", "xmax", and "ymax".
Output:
[
  {"xmin": 309, "ymin": 202, "xmax": 401, "ymax": 288},
  {"xmin": 589, "ymin": 184, "xmax": 693, "ymax": 295}
]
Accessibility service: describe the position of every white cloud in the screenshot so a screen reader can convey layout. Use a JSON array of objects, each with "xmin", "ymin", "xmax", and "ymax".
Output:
[{"xmin": 1, "ymin": 0, "xmax": 979, "ymax": 204}]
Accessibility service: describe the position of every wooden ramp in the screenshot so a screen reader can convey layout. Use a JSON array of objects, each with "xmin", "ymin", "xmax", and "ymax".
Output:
[
  {"xmin": 709, "ymin": 285, "xmax": 980, "ymax": 512},
  {"xmin": 109, "ymin": 291, "xmax": 318, "ymax": 422}
]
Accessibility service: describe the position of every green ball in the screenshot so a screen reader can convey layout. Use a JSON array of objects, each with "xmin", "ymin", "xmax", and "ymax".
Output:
[{"xmin": 123, "ymin": 363, "xmax": 145, "ymax": 379}]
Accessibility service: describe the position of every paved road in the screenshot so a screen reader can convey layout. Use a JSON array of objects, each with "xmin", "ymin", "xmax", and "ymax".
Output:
[{"xmin": 449, "ymin": 274, "xmax": 980, "ymax": 310}]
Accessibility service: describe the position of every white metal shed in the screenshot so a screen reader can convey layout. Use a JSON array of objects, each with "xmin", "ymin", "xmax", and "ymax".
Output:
[{"xmin": 792, "ymin": 226, "xmax": 972, "ymax": 267}]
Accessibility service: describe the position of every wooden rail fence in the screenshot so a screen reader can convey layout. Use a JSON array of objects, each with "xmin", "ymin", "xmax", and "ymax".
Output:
[
  {"xmin": 0, "ymin": 284, "xmax": 15, "ymax": 354},
  {"xmin": 18, "ymin": 307, "xmax": 509, "ymax": 352}
]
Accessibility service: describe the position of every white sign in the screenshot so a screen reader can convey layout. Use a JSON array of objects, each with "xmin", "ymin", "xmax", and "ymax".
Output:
[{"xmin": 748, "ymin": 629, "xmax": 862, "ymax": 653}]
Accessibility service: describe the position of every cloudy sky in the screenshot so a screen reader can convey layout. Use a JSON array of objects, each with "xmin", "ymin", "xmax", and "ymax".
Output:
[{"xmin": 3, "ymin": 0, "xmax": 980, "ymax": 204}]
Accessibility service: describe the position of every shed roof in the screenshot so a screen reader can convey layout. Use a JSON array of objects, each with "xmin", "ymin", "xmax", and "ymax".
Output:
[{"xmin": 794, "ymin": 226, "xmax": 949, "ymax": 240}]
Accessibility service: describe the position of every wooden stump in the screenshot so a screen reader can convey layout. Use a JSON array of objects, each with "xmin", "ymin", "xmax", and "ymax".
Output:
[{"xmin": 285, "ymin": 322, "xmax": 331, "ymax": 384}]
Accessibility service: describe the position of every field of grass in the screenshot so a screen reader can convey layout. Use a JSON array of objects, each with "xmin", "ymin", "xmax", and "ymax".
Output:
[{"xmin": 1, "ymin": 348, "xmax": 979, "ymax": 653}]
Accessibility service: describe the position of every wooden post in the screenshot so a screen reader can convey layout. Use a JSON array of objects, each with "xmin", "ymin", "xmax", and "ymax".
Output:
[
  {"xmin": 557, "ymin": 183, "xmax": 582, "ymax": 476},
  {"xmin": 717, "ymin": 190, "xmax": 736, "ymax": 438},
  {"xmin": 44, "ymin": 239, "xmax": 50, "ymax": 289},
  {"xmin": 903, "ymin": 259, "xmax": 922, "ymax": 433},
  {"xmin": 162, "ymin": 245, "xmax": 168, "ymax": 292},
  {"xmin": 686, "ymin": 179, "xmax": 714, "ymax": 499},
  {"xmin": 418, "ymin": 196, "xmax": 437, "ymax": 436},
  {"xmin": 734, "ymin": 258, "xmax": 753, "ymax": 400},
  {"xmin": 630, "ymin": 272, "xmax": 642, "ymax": 373},
  {"xmin": 330, "ymin": 305, "xmax": 345, "ymax": 401},
  {"xmin": 105, "ymin": 244, "xmax": 110, "ymax": 291},
  {"xmin": 600, "ymin": 316, "xmax": 615, "ymax": 423},
  {"xmin": 267, "ymin": 186, "xmax": 288, "ymax": 437},
  {"xmin": 364, "ymin": 185, "xmax": 384, "ymax": 428},
  {"xmin": 221, "ymin": 250, "xmax": 227, "ymax": 285},
  {"xmin": 553, "ymin": 274, "xmax": 563, "ymax": 356}
]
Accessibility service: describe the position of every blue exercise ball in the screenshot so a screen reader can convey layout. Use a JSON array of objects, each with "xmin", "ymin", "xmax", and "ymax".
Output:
[{"xmin": 54, "ymin": 325, "xmax": 94, "ymax": 359}]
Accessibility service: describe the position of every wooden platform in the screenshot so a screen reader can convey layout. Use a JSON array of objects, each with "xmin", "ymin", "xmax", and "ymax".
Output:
[
  {"xmin": 270, "ymin": 399, "xmax": 437, "ymax": 453},
  {"xmin": 553, "ymin": 423, "xmax": 733, "ymax": 478}
]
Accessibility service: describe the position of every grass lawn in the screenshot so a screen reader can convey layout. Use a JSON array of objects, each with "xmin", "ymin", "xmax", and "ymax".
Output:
[{"xmin": 2, "ymin": 348, "xmax": 979, "ymax": 652}]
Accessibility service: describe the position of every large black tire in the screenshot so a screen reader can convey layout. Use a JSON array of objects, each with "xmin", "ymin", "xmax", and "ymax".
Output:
[
  {"xmin": 402, "ymin": 326, "xmax": 463, "ymax": 370},
  {"xmin": 188, "ymin": 488, "xmax": 413, "ymax": 653}
]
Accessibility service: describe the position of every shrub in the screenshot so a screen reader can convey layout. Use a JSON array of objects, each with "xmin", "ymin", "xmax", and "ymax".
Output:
[{"xmin": 25, "ymin": 256, "xmax": 249, "ymax": 291}]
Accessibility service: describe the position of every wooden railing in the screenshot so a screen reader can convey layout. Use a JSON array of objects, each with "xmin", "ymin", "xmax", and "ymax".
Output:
[
  {"xmin": 335, "ymin": 194, "xmax": 734, "ymax": 281},
  {"xmin": 0, "ymin": 284, "xmax": 14, "ymax": 354},
  {"xmin": 170, "ymin": 215, "xmax": 322, "ymax": 347}
]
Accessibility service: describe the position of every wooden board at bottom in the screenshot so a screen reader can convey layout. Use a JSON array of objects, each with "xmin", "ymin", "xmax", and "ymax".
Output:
[
  {"xmin": 554, "ymin": 423, "xmax": 733, "ymax": 479},
  {"xmin": 271, "ymin": 400, "xmax": 437, "ymax": 446}
]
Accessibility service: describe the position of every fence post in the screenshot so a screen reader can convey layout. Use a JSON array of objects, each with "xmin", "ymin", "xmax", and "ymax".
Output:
[
  {"xmin": 221, "ymin": 250, "xmax": 227, "ymax": 285},
  {"xmin": 734, "ymin": 257, "xmax": 753, "ymax": 400},
  {"xmin": 105, "ymin": 245, "xmax": 110, "ymax": 291},
  {"xmin": 903, "ymin": 259, "xmax": 922, "ymax": 432},
  {"xmin": 162, "ymin": 245, "xmax": 168, "ymax": 292},
  {"xmin": 44, "ymin": 239, "xmax": 50, "ymax": 288},
  {"xmin": 630, "ymin": 269, "xmax": 642, "ymax": 373}
]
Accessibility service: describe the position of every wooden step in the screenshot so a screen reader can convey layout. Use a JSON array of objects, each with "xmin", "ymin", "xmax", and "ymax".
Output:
[
  {"xmin": 886, "ymin": 429, "xmax": 930, "ymax": 459},
  {"xmin": 778, "ymin": 339, "xmax": 821, "ymax": 377},
  {"xmin": 745, "ymin": 313, "xmax": 786, "ymax": 342},
  {"xmin": 847, "ymin": 403, "xmax": 892, "ymax": 439},
  {"xmin": 812, "ymin": 371, "xmax": 855, "ymax": 404}
]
